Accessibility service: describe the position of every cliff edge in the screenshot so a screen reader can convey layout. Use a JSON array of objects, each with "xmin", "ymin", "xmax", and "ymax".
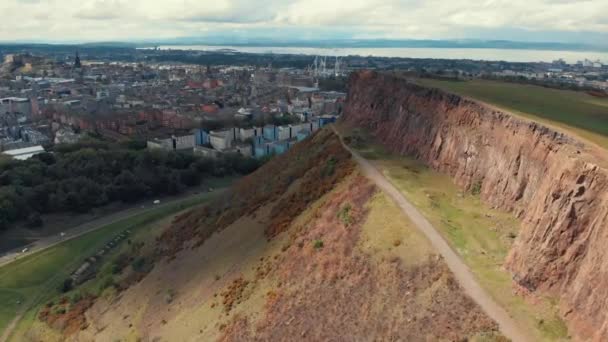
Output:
[{"xmin": 342, "ymin": 70, "xmax": 608, "ymax": 341}]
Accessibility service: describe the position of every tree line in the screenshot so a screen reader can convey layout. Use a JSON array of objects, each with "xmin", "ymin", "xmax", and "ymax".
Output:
[{"xmin": 0, "ymin": 139, "xmax": 262, "ymax": 230}]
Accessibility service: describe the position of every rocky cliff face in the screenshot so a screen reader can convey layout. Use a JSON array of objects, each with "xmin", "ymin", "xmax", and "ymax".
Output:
[{"xmin": 343, "ymin": 70, "xmax": 608, "ymax": 341}]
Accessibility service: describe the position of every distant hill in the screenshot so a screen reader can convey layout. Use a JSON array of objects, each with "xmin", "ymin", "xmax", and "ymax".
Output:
[
  {"xmin": 144, "ymin": 37, "xmax": 608, "ymax": 52},
  {"xmin": 3, "ymin": 38, "xmax": 606, "ymax": 52}
]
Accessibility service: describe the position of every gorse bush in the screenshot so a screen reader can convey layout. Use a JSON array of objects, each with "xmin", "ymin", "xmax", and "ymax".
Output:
[
  {"xmin": 131, "ymin": 257, "xmax": 147, "ymax": 272},
  {"xmin": 323, "ymin": 157, "xmax": 337, "ymax": 177},
  {"xmin": 471, "ymin": 180, "xmax": 483, "ymax": 195},
  {"xmin": 337, "ymin": 203, "xmax": 353, "ymax": 226},
  {"xmin": 313, "ymin": 239, "xmax": 324, "ymax": 249}
]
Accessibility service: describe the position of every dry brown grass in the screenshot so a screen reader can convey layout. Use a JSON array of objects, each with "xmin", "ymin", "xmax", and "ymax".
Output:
[
  {"xmin": 220, "ymin": 277, "xmax": 250, "ymax": 313},
  {"xmin": 220, "ymin": 176, "xmax": 499, "ymax": 342},
  {"xmin": 157, "ymin": 129, "xmax": 354, "ymax": 259},
  {"xmin": 71, "ymin": 129, "xmax": 504, "ymax": 342},
  {"xmin": 37, "ymin": 295, "xmax": 96, "ymax": 336}
]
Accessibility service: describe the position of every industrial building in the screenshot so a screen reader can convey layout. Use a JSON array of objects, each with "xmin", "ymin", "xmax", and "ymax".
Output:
[{"xmin": 0, "ymin": 97, "xmax": 31, "ymax": 117}]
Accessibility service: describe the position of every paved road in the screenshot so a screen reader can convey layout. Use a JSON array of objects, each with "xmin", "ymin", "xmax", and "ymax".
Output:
[
  {"xmin": 333, "ymin": 127, "xmax": 530, "ymax": 342},
  {"xmin": 0, "ymin": 190, "xmax": 215, "ymax": 269}
]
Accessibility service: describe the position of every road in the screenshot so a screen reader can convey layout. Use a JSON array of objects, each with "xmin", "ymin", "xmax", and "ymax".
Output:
[
  {"xmin": 0, "ymin": 190, "xmax": 217, "ymax": 269},
  {"xmin": 332, "ymin": 127, "xmax": 530, "ymax": 342},
  {"xmin": 0, "ymin": 188, "xmax": 225, "ymax": 342}
]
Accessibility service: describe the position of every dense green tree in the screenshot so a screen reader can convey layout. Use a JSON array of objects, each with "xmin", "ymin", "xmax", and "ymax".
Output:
[
  {"xmin": 0, "ymin": 140, "xmax": 263, "ymax": 230},
  {"xmin": 179, "ymin": 166, "xmax": 201, "ymax": 187},
  {"xmin": 111, "ymin": 170, "xmax": 149, "ymax": 203},
  {"xmin": 26, "ymin": 212, "xmax": 43, "ymax": 228}
]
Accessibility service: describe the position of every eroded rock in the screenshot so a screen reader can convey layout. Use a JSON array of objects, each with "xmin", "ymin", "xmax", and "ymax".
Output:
[{"xmin": 343, "ymin": 71, "xmax": 608, "ymax": 342}]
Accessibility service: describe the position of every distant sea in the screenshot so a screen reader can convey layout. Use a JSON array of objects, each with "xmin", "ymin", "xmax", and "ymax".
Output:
[{"xmin": 154, "ymin": 45, "xmax": 608, "ymax": 64}]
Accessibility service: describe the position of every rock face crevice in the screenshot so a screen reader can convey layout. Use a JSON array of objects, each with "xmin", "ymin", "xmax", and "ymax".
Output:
[{"xmin": 342, "ymin": 70, "xmax": 608, "ymax": 341}]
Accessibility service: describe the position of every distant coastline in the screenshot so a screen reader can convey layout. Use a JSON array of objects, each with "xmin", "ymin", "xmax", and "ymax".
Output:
[
  {"xmin": 140, "ymin": 38, "xmax": 608, "ymax": 52},
  {"xmin": 3, "ymin": 38, "xmax": 608, "ymax": 64},
  {"xmin": 148, "ymin": 45, "xmax": 608, "ymax": 64}
]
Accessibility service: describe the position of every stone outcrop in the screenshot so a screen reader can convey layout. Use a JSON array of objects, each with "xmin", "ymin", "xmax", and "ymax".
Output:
[{"xmin": 342, "ymin": 70, "xmax": 608, "ymax": 341}]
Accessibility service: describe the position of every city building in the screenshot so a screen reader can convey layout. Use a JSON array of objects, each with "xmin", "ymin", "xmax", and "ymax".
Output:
[{"xmin": 2, "ymin": 145, "xmax": 45, "ymax": 160}]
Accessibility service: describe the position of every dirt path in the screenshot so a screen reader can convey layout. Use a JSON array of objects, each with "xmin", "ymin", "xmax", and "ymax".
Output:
[{"xmin": 332, "ymin": 127, "xmax": 530, "ymax": 342}]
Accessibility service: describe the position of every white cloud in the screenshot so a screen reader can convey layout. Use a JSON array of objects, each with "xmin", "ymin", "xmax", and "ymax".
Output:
[{"xmin": 0, "ymin": 0, "xmax": 606, "ymax": 41}]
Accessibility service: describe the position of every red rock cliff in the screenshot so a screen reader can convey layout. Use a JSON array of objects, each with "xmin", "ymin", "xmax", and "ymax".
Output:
[{"xmin": 342, "ymin": 70, "xmax": 608, "ymax": 341}]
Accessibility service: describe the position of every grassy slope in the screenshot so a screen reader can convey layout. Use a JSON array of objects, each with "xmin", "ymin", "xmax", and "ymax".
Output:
[
  {"xmin": 416, "ymin": 78, "xmax": 608, "ymax": 149},
  {"xmin": 76, "ymin": 172, "xmax": 501, "ymax": 341},
  {"xmin": 63, "ymin": 173, "xmax": 361, "ymax": 341},
  {"xmin": 18, "ymin": 208, "xmax": 181, "ymax": 342},
  {"xmin": 35, "ymin": 130, "xmax": 505, "ymax": 341},
  {"xmin": 359, "ymin": 192, "xmax": 435, "ymax": 266},
  {"xmin": 362, "ymin": 193, "xmax": 506, "ymax": 342},
  {"xmin": 340, "ymin": 125, "xmax": 569, "ymax": 341},
  {"xmin": 0, "ymin": 188, "xmax": 228, "ymax": 340}
]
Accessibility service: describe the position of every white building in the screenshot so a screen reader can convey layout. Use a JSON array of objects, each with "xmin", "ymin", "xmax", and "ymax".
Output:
[
  {"xmin": 2, "ymin": 145, "xmax": 45, "ymax": 160},
  {"xmin": 227, "ymin": 144, "xmax": 253, "ymax": 157},
  {"xmin": 0, "ymin": 97, "xmax": 31, "ymax": 117},
  {"xmin": 194, "ymin": 146, "xmax": 221, "ymax": 158},
  {"xmin": 209, "ymin": 130, "xmax": 233, "ymax": 151},
  {"xmin": 147, "ymin": 139, "xmax": 173, "ymax": 150},
  {"xmin": 174, "ymin": 135, "xmax": 195, "ymax": 150},
  {"xmin": 148, "ymin": 135, "xmax": 195, "ymax": 151},
  {"xmin": 290, "ymin": 123, "xmax": 309, "ymax": 137},
  {"xmin": 96, "ymin": 90, "xmax": 110, "ymax": 100},
  {"xmin": 239, "ymin": 127, "xmax": 257, "ymax": 141},
  {"xmin": 277, "ymin": 126, "xmax": 291, "ymax": 140},
  {"xmin": 54, "ymin": 128, "xmax": 81, "ymax": 144}
]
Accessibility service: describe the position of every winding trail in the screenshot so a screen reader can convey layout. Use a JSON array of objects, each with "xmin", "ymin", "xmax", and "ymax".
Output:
[{"xmin": 332, "ymin": 127, "xmax": 530, "ymax": 342}]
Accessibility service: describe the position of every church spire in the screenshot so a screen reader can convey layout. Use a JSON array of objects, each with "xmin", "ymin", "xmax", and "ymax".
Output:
[{"xmin": 74, "ymin": 51, "xmax": 82, "ymax": 69}]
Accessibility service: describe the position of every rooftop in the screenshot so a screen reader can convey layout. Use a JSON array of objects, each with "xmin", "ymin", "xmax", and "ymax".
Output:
[{"xmin": 2, "ymin": 145, "xmax": 45, "ymax": 160}]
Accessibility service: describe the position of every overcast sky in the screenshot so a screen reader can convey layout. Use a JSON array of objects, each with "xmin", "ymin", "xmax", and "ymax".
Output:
[{"xmin": 1, "ymin": 0, "xmax": 607, "ymax": 43}]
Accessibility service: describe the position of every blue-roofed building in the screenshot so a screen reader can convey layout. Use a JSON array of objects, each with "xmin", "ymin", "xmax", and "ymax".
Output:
[
  {"xmin": 272, "ymin": 141, "xmax": 291, "ymax": 155},
  {"xmin": 296, "ymin": 129, "xmax": 311, "ymax": 142},
  {"xmin": 254, "ymin": 143, "xmax": 272, "ymax": 158},
  {"xmin": 254, "ymin": 145, "xmax": 265, "ymax": 157},
  {"xmin": 318, "ymin": 115, "xmax": 337, "ymax": 127},
  {"xmin": 194, "ymin": 129, "xmax": 210, "ymax": 146},
  {"xmin": 263, "ymin": 125, "xmax": 277, "ymax": 141},
  {"xmin": 253, "ymin": 135, "xmax": 265, "ymax": 146}
]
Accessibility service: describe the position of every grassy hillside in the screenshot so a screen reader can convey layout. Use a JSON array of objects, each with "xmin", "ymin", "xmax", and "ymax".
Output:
[
  {"xmin": 417, "ymin": 78, "xmax": 608, "ymax": 149},
  {"xmin": 21, "ymin": 129, "xmax": 508, "ymax": 341},
  {"xmin": 0, "ymin": 190, "xmax": 225, "ymax": 341}
]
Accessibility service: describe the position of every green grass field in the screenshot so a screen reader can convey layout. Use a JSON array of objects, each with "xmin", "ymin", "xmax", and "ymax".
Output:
[
  {"xmin": 417, "ymin": 78, "xmax": 608, "ymax": 149},
  {"xmin": 379, "ymin": 157, "xmax": 568, "ymax": 341},
  {"xmin": 0, "ymin": 187, "xmax": 228, "ymax": 340}
]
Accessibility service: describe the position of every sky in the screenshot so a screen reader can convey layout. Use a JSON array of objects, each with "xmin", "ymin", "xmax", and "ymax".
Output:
[{"xmin": 1, "ymin": 0, "xmax": 607, "ymax": 44}]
